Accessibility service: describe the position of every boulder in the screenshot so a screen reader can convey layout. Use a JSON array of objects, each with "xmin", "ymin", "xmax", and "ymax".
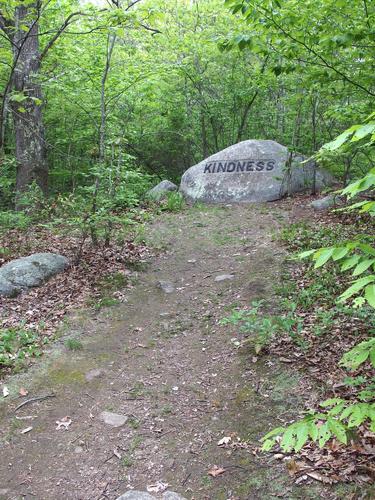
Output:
[
  {"xmin": 0, "ymin": 278, "xmax": 20, "ymax": 298},
  {"xmin": 0, "ymin": 253, "xmax": 69, "ymax": 297},
  {"xmin": 309, "ymin": 194, "xmax": 336, "ymax": 210},
  {"xmin": 179, "ymin": 140, "xmax": 333, "ymax": 203},
  {"xmin": 147, "ymin": 180, "xmax": 178, "ymax": 200}
]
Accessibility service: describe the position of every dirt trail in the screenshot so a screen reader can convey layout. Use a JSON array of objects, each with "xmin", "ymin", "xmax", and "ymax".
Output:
[{"xmin": 0, "ymin": 203, "xmax": 339, "ymax": 499}]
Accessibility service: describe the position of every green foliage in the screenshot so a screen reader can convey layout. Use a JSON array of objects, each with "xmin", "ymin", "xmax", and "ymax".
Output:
[
  {"xmin": 340, "ymin": 338, "xmax": 375, "ymax": 370},
  {"xmin": 161, "ymin": 192, "xmax": 185, "ymax": 212},
  {"xmin": 0, "ymin": 156, "xmax": 17, "ymax": 208},
  {"xmin": 64, "ymin": 338, "xmax": 83, "ymax": 351},
  {"xmin": 262, "ymin": 337, "xmax": 375, "ymax": 452},
  {"xmin": 262, "ymin": 122, "xmax": 375, "ymax": 455},
  {"xmin": 49, "ymin": 160, "xmax": 154, "ymax": 254},
  {"xmin": 221, "ymin": 300, "xmax": 305, "ymax": 353},
  {"xmin": 0, "ymin": 326, "xmax": 42, "ymax": 367},
  {"xmin": 0, "ymin": 210, "xmax": 31, "ymax": 233}
]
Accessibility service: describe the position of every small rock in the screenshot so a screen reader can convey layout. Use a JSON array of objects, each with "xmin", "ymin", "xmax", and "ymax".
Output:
[
  {"xmin": 214, "ymin": 274, "xmax": 234, "ymax": 282},
  {"xmin": 147, "ymin": 180, "xmax": 178, "ymax": 200},
  {"xmin": 115, "ymin": 492, "xmax": 187, "ymax": 500},
  {"xmin": 116, "ymin": 492, "xmax": 156, "ymax": 500},
  {"xmin": 309, "ymin": 194, "xmax": 336, "ymax": 210},
  {"xmin": 163, "ymin": 493, "xmax": 187, "ymax": 500},
  {"xmin": 158, "ymin": 280, "xmax": 175, "ymax": 294},
  {"xmin": 99, "ymin": 411, "xmax": 128, "ymax": 427},
  {"xmin": 159, "ymin": 312, "xmax": 174, "ymax": 318},
  {"xmin": 85, "ymin": 368, "xmax": 105, "ymax": 382}
]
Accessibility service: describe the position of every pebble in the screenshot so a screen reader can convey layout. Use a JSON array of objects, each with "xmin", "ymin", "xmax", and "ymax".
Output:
[
  {"xmin": 214, "ymin": 274, "xmax": 234, "ymax": 282},
  {"xmin": 158, "ymin": 281, "xmax": 175, "ymax": 294}
]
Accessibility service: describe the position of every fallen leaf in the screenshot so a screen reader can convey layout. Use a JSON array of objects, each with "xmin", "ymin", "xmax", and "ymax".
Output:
[
  {"xmin": 306, "ymin": 471, "xmax": 332, "ymax": 484},
  {"xmin": 208, "ymin": 466, "xmax": 226, "ymax": 477},
  {"xmin": 56, "ymin": 416, "xmax": 72, "ymax": 430},
  {"xmin": 286, "ymin": 459, "xmax": 300, "ymax": 476},
  {"xmin": 19, "ymin": 387, "xmax": 28, "ymax": 397}
]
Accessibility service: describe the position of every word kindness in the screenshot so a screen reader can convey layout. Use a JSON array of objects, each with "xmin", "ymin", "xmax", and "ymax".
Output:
[{"xmin": 203, "ymin": 159, "xmax": 275, "ymax": 174}]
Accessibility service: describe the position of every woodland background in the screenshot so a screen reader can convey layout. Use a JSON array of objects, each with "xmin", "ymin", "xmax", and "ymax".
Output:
[{"xmin": 0, "ymin": 0, "xmax": 374, "ymax": 211}]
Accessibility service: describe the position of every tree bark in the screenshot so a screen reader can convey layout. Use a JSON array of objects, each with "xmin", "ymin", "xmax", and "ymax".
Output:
[{"xmin": 12, "ymin": 2, "xmax": 48, "ymax": 199}]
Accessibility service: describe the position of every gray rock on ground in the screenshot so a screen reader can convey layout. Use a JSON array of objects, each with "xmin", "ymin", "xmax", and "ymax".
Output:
[
  {"xmin": 99, "ymin": 411, "xmax": 128, "ymax": 427},
  {"xmin": 0, "ymin": 253, "xmax": 69, "ymax": 297},
  {"xmin": 116, "ymin": 491, "xmax": 186, "ymax": 500},
  {"xmin": 116, "ymin": 492, "xmax": 155, "ymax": 500},
  {"xmin": 179, "ymin": 139, "xmax": 334, "ymax": 203},
  {"xmin": 214, "ymin": 274, "xmax": 234, "ymax": 282},
  {"xmin": 85, "ymin": 368, "xmax": 106, "ymax": 382},
  {"xmin": 157, "ymin": 280, "xmax": 175, "ymax": 294},
  {"xmin": 309, "ymin": 194, "xmax": 336, "ymax": 210},
  {"xmin": 147, "ymin": 180, "xmax": 178, "ymax": 200}
]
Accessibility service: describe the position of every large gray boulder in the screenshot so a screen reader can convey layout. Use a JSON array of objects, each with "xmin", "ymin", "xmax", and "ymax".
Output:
[
  {"xmin": 0, "ymin": 253, "xmax": 69, "ymax": 297},
  {"xmin": 179, "ymin": 140, "xmax": 333, "ymax": 203},
  {"xmin": 147, "ymin": 180, "xmax": 178, "ymax": 200}
]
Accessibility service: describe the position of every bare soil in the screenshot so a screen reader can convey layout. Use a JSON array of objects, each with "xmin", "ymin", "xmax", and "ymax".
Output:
[{"xmin": 0, "ymin": 203, "xmax": 354, "ymax": 499}]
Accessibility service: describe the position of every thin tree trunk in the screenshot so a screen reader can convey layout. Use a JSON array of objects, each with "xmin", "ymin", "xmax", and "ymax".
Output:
[
  {"xmin": 236, "ymin": 56, "xmax": 269, "ymax": 143},
  {"xmin": 12, "ymin": 2, "xmax": 48, "ymax": 202},
  {"xmin": 200, "ymin": 112, "xmax": 208, "ymax": 158},
  {"xmin": 99, "ymin": 33, "xmax": 116, "ymax": 162},
  {"xmin": 311, "ymin": 95, "xmax": 319, "ymax": 194}
]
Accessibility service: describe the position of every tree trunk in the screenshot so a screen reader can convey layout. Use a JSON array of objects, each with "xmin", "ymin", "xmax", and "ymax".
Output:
[
  {"xmin": 12, "ymin": 2, "xmax": 47, "ymax": 200},
  {"xmin": 99, "ymin": 33, "xmax": 116, "ymax": 162}
]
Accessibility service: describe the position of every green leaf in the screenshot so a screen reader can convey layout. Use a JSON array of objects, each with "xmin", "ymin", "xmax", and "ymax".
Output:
[
  {"xmin": 365, "ymin": 284, "xmax": 375, "ymax": 308},
  {"xmin": 352, "ymin": 259, "xmax": 375, "ymax": 276},
  {"xmin": 340, "ymin": 339, "xmax": 375, "ymax": 369},
  {"xmin": 321, "ymin": 126, "xmax": 357, "ymax": 151},
  {"xmin": 318, "ymin": 422, "xmax": 331, "ymax": 447},
  {"xmin": 280, "ymin": 425, "xmax": 297, "ymax": 452},
  {"xmin": 320, "ymin": 398, "xmax": 343, "ymax": 408},
  {"xmin": 351, "ymin": 123, "xmax": 375, "ymax": 142},
  {"xmin": 262, "ymin": 426, "xmax": 285, "ymax": 441},
  {"xmin": 339, "ymin": 276, "xmax": 375, "ymax": 302},
  {"xmin": 332, "ymin": 247, "xmax": 349, "ymax": 261},
  {"xmin": 307, "ymin": 421, "xmax": 318, "ymax": 441},
  {"xmin": 341, "ymin": 255, "xmax": 361, "ymax": 271},
  {"xmin": 299, "ymin": 249, "xmax": 316, "ymax": 259},
  {"xmin": 327, "ymin": 418, "xmax": 347, "ymax": 444},
  {"xmin": 294, "ymin": 422, "xmax": 309, "ymax": 451},
  {"xmin": 347, "ymin": 404, "xmax": 367, "ymax": 428},
  {"xmin": 314, "ymin": 247, "xmax": 334, "ymax": 268}
]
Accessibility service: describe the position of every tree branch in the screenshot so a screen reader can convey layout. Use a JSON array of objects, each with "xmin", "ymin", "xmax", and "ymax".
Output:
[
  {"xmin": 40, "ymin": 11, "xmax": 84, "ymax": 60},
  {"xmin": 262, "ymin": 7, "xmax": 375, "ymax": 97}
]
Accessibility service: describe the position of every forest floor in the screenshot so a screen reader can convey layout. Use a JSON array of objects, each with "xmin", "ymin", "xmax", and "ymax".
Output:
[{"xmin": 0, "ymin": 202, "xmax": 369, "ymax": 499}]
